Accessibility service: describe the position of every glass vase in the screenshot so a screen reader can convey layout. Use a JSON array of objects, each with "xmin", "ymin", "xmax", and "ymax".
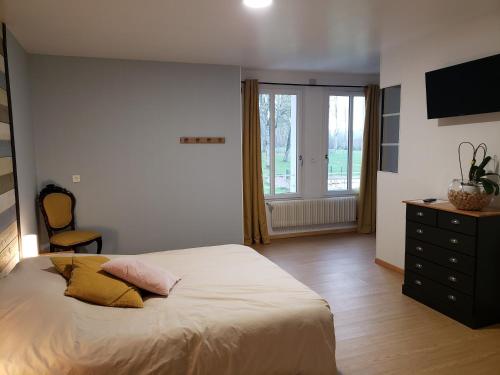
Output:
[{"xmin": 448, "ymin": 179, "xmax": 493, "ymax": 211}]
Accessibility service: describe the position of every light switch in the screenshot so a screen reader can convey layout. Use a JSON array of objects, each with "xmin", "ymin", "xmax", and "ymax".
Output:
[{"xmin": 72, "ymin": 175, "xmax": 81, "ymax": 183}]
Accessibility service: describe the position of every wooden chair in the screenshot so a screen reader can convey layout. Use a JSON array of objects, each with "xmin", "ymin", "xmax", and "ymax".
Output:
[{"xmin": 39, "ymin": 184, "xmax": 102, "ymax": 254}]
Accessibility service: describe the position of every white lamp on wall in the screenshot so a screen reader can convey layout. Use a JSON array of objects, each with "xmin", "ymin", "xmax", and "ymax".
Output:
[{"xmin": 22, "ymin": 234, "xmax": 39, "ymax": 258}]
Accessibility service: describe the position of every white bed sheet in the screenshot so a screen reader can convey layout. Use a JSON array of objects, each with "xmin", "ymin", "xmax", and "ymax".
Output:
[{"xmin": 0, "ymin": 244, "xmax": 336, "ymax": 375}]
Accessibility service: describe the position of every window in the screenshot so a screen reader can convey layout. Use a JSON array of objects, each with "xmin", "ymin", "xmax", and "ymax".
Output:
[
  {"xmin": 326, "ymin": 93, "xmax": 366, "ymax": 193},
  {"xmin": 380, "ymin": 85, "xmax": 401, "ymax": 173},
  {"xmin": 259, "ymin": 88, "xmax": 300, "ymax": 197}
]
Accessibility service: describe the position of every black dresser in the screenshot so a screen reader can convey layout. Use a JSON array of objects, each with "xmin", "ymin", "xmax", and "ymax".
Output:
[{"xmin": 402, "ymin": 200, "xmax": 500, "ymax": 328}]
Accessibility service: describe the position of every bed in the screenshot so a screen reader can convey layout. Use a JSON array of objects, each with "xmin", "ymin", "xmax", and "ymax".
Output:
[{"xmin": 0, "ymin": 244, "xmax": 336, "ymax": 375}]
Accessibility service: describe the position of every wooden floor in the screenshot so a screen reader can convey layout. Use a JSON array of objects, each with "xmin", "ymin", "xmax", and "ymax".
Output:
[{"xmin": 253, "ymin": 233, "xmax": 500, "ymax": 375}]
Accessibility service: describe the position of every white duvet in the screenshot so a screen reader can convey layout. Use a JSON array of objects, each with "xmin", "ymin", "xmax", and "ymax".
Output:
[{"xmin": 0, "ymin": 244, "xmax": 336, "ymax": 375}]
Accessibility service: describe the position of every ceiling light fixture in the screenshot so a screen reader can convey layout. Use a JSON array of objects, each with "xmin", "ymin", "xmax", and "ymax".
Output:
[{"xmin": 243, "ymin": 0, "xmax": 273, "ymax": 9}]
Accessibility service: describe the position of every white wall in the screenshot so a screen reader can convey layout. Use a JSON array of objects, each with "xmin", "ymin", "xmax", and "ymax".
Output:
[
  {"xmin": 6, "ymin": 29, "xmax": 37, "ymax": 240},
  {"xmin": 377, "ymin": 11, "xmax": 500, "ymax": 268},
  {"xmin": 242, "ymin": 69, "xmax": 379, "ymax": 233},
  {"xmin": 30, "ymin": 56, "xmax": 243, "ymax": 254}
]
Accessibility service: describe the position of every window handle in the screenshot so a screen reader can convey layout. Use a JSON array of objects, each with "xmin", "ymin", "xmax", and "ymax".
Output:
[
  {"xmin": 299, "ymin": 155, "xmax": 303, "ymax": 167},
  {"xmin": 324, "ymin": 154, "xmax": 329, "ymax": 160}
]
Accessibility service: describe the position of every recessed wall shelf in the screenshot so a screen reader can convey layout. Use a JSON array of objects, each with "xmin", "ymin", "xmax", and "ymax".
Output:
[{"xmin": 379, "ymin": 85, "xmax": 401, "ymax": 173}]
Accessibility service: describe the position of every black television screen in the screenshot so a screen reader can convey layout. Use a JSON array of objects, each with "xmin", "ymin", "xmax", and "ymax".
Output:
[{"xmin": 425, "ymin": 53, "xmax": 500, "ymax": 119}]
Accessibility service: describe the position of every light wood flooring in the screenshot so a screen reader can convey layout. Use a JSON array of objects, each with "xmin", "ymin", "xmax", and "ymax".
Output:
[{"xmin": 253, "ymin": 233, "xmax": 500, "ymax": 375}]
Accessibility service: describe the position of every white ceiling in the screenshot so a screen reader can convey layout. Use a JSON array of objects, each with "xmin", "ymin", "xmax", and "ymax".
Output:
[{"xmin": 2, "ymin": 0, "xmax": 500, "ymax": 74}]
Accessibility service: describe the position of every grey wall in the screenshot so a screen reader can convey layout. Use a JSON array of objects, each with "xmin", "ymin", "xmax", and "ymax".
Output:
[
  {"xmin": 6, "ymin": 30, "xmax": 38, "ymax": 239},
  {"xmin": 30, "ymin": 56, "xmax": 243, "ymax": 254}
]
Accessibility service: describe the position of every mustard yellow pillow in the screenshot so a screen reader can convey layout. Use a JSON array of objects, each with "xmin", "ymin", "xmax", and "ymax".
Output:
[
  {"xmin": 51, "ymin": 256, "xmax": 110, "ymax": 280},
  {"xmin": 64, "ymin": 256, "xmax": 144, "ymax": 308}
]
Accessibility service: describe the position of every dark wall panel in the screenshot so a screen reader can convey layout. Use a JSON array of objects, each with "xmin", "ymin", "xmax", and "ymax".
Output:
[{"xmin": 0, "ymin": 23, "xmax": 20, "ymax": 276}]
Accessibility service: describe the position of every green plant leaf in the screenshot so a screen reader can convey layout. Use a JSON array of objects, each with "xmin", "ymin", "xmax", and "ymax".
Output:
[
  {"xmin": 484, "ymin": 172, "xmax": 500, "ymax": 179},
  {"xmin": 476, "ymin": 168, "xmax": 486, "ymax": 179},
  {"xmin": 478, "ymin": 156, "xmax": 492, "ymax": 170},
  {"xmin": 480, "ymin": 178, "xmax": 499, "ymax": 195},
  {"xmin": 470, "ymin": 156, "xmax": 493, "ymax": 182},
  {"xmin": 469, "ymin": 165, "xmax": 478, "ymax": 181},
  {"xmin": 480, "ymin": 178, "xmax": 494, "ymax": 194}
]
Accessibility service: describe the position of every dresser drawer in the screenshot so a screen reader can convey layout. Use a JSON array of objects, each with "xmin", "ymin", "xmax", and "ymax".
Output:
[
  {"xmin": 406, "ymin": 221, "xmax": 440, "ymax": 243},
  {"xmin": 404, "ymin": 271, "xmax": 473, "ymax": 316},
  {"xmin": 438, "ymin": 211, "xmax": 476, "ymax": 236},
  {"xmin": 406, "ymin": 221, "xmax": 476, "ymax": 256},
  {"xmin": 406, "ymin": 205, "xmax": 437, "ymax": 226},
  {"xmin": 406, "ymin": 238, "xmax": 475, "ymax": 276},
  {"xmin": 405, "ymin": 254, "xmax": 474, "ymax": 295}
]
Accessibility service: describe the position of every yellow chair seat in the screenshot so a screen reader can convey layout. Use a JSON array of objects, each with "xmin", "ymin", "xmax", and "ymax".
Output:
[{"xmin": 50, "ymin": 231, "xmax": 101, "ymax": 247}]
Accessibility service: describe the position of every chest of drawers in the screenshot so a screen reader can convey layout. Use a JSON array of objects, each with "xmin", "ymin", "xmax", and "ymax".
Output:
[{"xmin": 402, "ymin": 201, "xmax": 500, "ymax": 328}]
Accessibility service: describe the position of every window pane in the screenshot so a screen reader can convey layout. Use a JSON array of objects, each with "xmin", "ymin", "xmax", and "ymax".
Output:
[
  {"xmin": 352, "ymin": 96, "xmax": 366, "ymax": 190},
  {"xmin": 328, "ymin": 96, "xmax": 349, "ymax": 191},
  {"xmin": 274, "ymin": 94, "xmax": 297, "ymax": 194},
  {"xmin": 259, "ymin": 94, "xmax": 271, "ymax": 195}
]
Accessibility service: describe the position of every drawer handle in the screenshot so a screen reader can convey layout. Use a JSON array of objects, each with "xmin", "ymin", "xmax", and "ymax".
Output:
[
  {"xmin": 449, "ymin": 238, "xmax": 459, "ymax": 245},
  {"xmin": 416, "ymin": 229, "xmax": 424, "ymax": 235},
  {"xmin": 449, "ymin": 257, "xmax": 458, "ymax": 264},
  {"xmin": 415, "ymin": 263, "xmax": 423, "ymax": 270},
  {"xmin": 447, "ymin": 294, "xmax": 457, "ymax": 302},
  {"xmin": 451, "ymin": 219, "xmax": 461, "ymax": 225},
  {"xmin": 448, "ymin": 275, "xmax": 457, "ymax": 283},
  {"xmin": 414, "ymin": 280, "xmax": 422, "ymax": 286},
  {"xmin": 416, "ymin": 211, "xmax": 424, "ymax": 217},
  {"xmin": 415, "ymin": 246, "xmax": 423, "ymax": 252}
]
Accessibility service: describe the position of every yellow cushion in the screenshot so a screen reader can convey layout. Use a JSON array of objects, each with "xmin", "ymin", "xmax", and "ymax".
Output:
[
  {"xmin": 65, "ymin": 256, "xmax": 144, "ymax": 308},
  {"xmin": 51, "ymin": 256, "xmax": 109, "ymax": 280},
  {"xmin": 43, "ymin": 193, "xmax": 73, "ymax": 229},
  {"xmin": 50, "ymin": 231, "xmax": 101, "ymax": 247}
]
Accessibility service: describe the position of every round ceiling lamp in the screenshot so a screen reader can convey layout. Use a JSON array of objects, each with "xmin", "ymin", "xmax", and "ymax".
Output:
[{"xmin": 243, "ymin": 0, "xmax": 273, "ymax": 9}]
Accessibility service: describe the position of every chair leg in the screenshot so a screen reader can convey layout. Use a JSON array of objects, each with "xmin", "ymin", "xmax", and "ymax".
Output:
[
  {"xmin": 96, "ymin": 237, "xmax": 102, "ymax": 254},
  {"xmin": 50, "ymin": 244, "xmax": 56, "ymax": 253}
]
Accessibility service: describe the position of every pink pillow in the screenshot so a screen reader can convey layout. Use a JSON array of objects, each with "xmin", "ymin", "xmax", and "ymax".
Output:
[{"xmin": 101, "ymin": 258, "xmax": 180, "ymax": 296}]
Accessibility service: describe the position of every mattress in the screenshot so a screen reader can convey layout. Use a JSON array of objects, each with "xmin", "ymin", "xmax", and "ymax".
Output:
[{"xmin": 0, "ymin": 244, "xmax": 336, "ymax": 375}]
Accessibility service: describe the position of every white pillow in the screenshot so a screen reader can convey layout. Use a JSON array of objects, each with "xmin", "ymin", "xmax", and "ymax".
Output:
[{"xmin": 102, "ymin": 258, "xmax": 180, "ymax": 296}]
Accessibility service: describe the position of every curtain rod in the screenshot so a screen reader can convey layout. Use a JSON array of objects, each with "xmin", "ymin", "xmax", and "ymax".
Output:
[{"xmin": 241, "ymin": 81, "xmax": 366, "ymax": 89}]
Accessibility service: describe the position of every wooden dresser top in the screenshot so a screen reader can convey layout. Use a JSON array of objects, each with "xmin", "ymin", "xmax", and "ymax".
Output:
[{"xmin": 403, "ymin": 199, "xmax": 500, "ymax": 218}]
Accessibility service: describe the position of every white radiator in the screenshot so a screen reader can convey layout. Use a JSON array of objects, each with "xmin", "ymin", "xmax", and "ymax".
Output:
[{"xmin": 267, "ymin": 197, "xmax": 357, "ymax": 229}]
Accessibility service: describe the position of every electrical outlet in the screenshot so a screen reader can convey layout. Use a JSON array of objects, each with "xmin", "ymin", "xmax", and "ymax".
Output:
[{"xmin": 72, "ymin": 175, "xmax": 81, "ymax": 183}]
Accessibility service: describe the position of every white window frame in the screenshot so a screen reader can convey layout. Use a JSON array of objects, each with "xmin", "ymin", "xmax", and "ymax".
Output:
[
  {"xmin": 323, "ymin": 88, "xmax": 365, "ymax": 196},
  {"xmin": 259, "ymin": 85, "xmax": 303, "ymax": 200}
]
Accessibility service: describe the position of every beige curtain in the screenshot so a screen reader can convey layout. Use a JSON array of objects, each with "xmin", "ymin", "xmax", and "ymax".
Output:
[
  {"xmin": 358, "ymin": 85, "xmax": 380, "ymax": 234},
  {"xmin": 242, "ymin": 80, "xmax": 270, "ymax": 245}
]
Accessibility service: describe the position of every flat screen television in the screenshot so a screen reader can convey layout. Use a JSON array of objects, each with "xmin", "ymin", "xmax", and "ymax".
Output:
[{"xmin": 425, "ymin": 53, "xmax": 500, "ymax": 119}]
